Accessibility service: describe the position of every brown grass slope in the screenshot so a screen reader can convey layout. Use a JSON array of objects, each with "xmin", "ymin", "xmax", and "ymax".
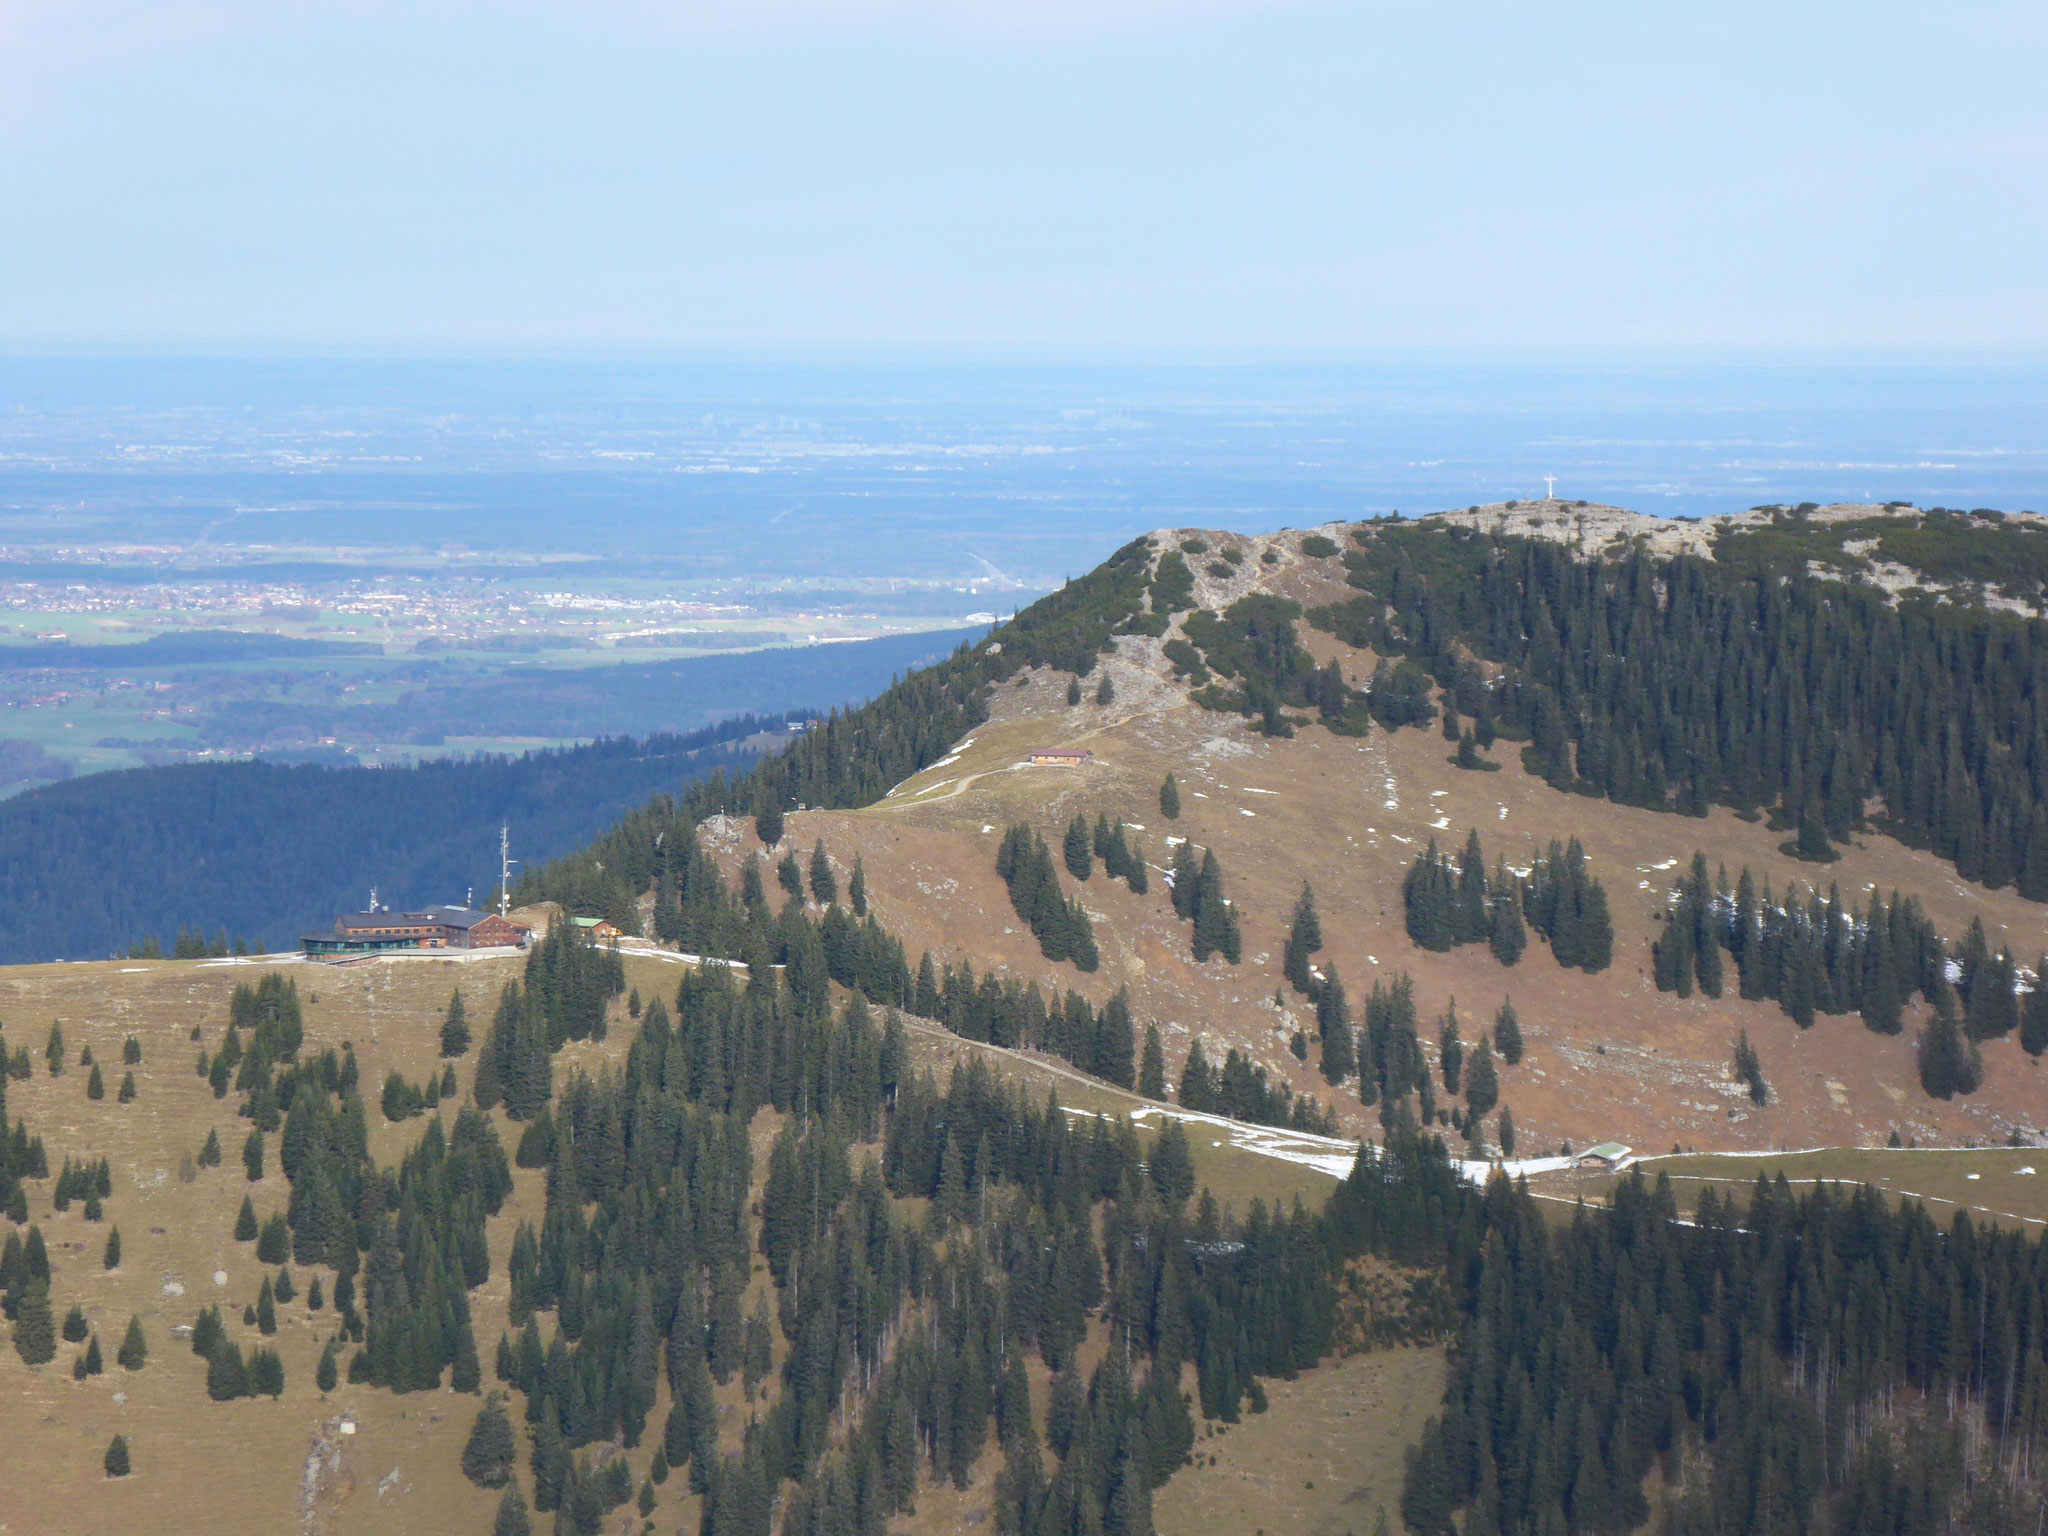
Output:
[{"xmin": 751, "ymin": 516, "xmax": 2046, "ymax": 1163}]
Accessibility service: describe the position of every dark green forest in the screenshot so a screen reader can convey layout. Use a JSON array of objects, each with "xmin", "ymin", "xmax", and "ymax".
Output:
[
  {"xmin": 1312, "ymin": 513, "xmax": 2048, "ymax": 899},
  {"xmin": 0, "ymin": 718, "xmax": 779, "ymax": 963}
]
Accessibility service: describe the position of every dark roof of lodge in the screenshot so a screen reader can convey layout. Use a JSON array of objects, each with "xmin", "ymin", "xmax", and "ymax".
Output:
[{"xmin": 332, "ymin": 905, "xmax": 497, "ymax": 933}]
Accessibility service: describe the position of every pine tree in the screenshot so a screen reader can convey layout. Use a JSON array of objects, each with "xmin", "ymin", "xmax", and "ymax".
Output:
[
  {"xmin": 452, "ymin": 1323, "xmax": 482, "ymax": 1394},
  {"xmin": 1317, "ymin": 964, "xmax": 1354, "ymax": 1085},
  {"xmin": 462, "ymin": 1395, "xmax": 519, "ymax": 1487},
  {"xmin": 1149, "ymin": 1120, "xmax": 1195, "ymax": 1208},
  {"xmin": 1282, "ymin": 884, "xmax": 1323, "ymax": 995},
  {"xmin": 1438, "ymin": 1004, "xmax": 1464, "ymax": 1096},
  {"xmin": 2023, "ymin": 964, "xmax": 2048, "ymax": 1056},
  {"xmin": 1169, "ymin": 841, "xmax": 1200, "ymax": 919},
  {"xmin": 1160, "ymin": 774, "xmax": 1181, "ymax": 820},
  {"xmin": 1464, "ymin": 1037, "xmax": 1499, "ymax": 1120},
  {"xmin": 317, "ymin": 1338, "xmax": 339, "ymax": 1393},
  {"xmin": 493, "ymin": 1485, "xmax": 533, "ymax": 1536},
  {"xmin": 117, "ymin": 1315, "xmax": 147, "ymax": 1370},
  {"xmin": 1497, "ymin": 1105, "xmax": 1516, "ymax": 1158},
  {"xmin": 809, "ymin": 839, "xmax": 837, "ymax": 904},
  {"xmin": 756, "ymin": 800, "xmax": 784, "ymax": 846},
  {"xmin": 13, "ymin": 1278, "xmax": 54, "ymax": 1364},
  {"xmin": 84, "ymin": 1333, "xmax": 103, "ymax": 1374},
  {"xmin": 104, "ymin": 1226, "xmax": 121, "ymax": 1270},
  {"xmin": 234, "ymin": 1195, "xmax": 258, "ymax": 1241},
  {"xmin": 104, "ymin": 1435, "xmax": 130, "ymax": 1478},
  {"xmin": 86, "ymin": 1063, "xmax": 104, "ymax": 1100},
  {"xmin": 1138, "ymin": 1025, "xmax": 1167, "ymax": 1100},
  {"xmin": 849, "ymin": 855, "xmax": 868, "ymax": 916},
  {"xmin": 1492, "ymin": 998, "xmax": 1523, "ymax": 1064},
  {"xmin": 64, "ymin": 1302, "xmax": 89, "ymax": 1343},
  {"xmin": 1064, "ymin": 816, "xmax": 1094, "ymax": 881},
  {"xmin": 441, "ymin": 990, "xmax": 471, "ymax": 1057},
  {"xmin": 206, "ymin": 1336, "xmax": 247, "ymax": 1400},
  {"xmin": 1733, "ymin": 1030, "xmax": 1769, "ymax": 1105},
  {"xmin": 1067, "ymin": 677, "xmax": 1083, "ymax": 705},
  {"xmin": 1488, "ymin": 873, "xmax": 1526, "ymax": 966},
  {"xmin": 198, "ymin": 1128, "xmax": 222, "ymax": 1168},
  {"xmin": 1917, "ymin": 984, "xmax": 1984, "ymax": 1099},
  {"xmin": 256, "ymin": 1275, "xmax": 277, "ymax": 1335},
  {"xmin": 243, "ymin": 1129, "xmax": 264, "ymax": 1181}
]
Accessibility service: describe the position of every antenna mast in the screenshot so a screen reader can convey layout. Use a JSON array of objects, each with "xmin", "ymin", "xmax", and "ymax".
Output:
[
  {"xmin": 1544, "ymin": 474, "xmax": 1556, "ymax": 502},
  {"xmin": 499, "ymin": 824, "xmax": 517, "ymax": 918}
]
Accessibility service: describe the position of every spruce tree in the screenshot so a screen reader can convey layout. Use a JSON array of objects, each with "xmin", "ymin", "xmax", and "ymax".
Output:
[
  {"xmin": 1438, "ymin": 1006, "xmax": 1463, "ymax": 1096},
  {"xmin": 849, "ymin": 855, "xmax": 869, "ymax": 916},
  {"xmin": 493, "ymin": 1485, "xmax": 533, "ymax": 1536},
  {"xmin": 117, "ymin": 1314, "xmax": 147, "ymax": 1370},
  {"xmin": 1488, "ymin": 873, "xmax": 1526, "ymax": 966},
  {"xmin": 1917, "ymin": 985, "xmax": 1984, "ymax": 1099},
  {"xmin": 1492, "ymin": 998, "xmax": 1523, "ymax": 1064},
  {"xmin": 756, "ymin": 801, "xmax": 784, "ymax": 847},
  {"xmin": 198, "ymin": 1128, "xmax": 222, "ymax": 1168},
  {"xmin": 206, "ymin": 1335, "xmax": 247, "ymax": 1400},
  {"xmin": 1464, "ymin": 1037, "xmax": 1499, "ymax": 1120},
  {"xmin": 462, "ymin": 1395, "xmax": 519, "ymax": 1487},
  {"xmin": 243, "ymin": 1129, "xmax": 264, "ymax": 1182},
  {"xmin": 1067, "ymin": 677, "xmax": 1083, "ymax": 705},
  {"xmin": 1064, "ymin": 815, "xmax": 1094, "ymax": 881},
  {"xmin": 1317, "ymin": 965, "xmax": 1354, "ymax": 1085},
  {"xmin": 1169, "ymin": 840, "xmax": 1200, "ymax": 919},
  {"xmin": 103, "ymin": 1226, "xmax": 121, "ymax": 1270},
  {"xmin": 441, "ymin": 990, "xmax": 471, "ymax": 1057},
  {"xmin": 808, "ymin": 839, "xmax": 837, "ymax": 904},
  {"xmin": 64, "ymin": 1302, "xmax": 89, "ymax": 1343},
  {"xmin": 1498, "ymin": 1105, "xmax": 1516, "ymax": 1158},
  {"xmin": 1148, "ymin": 1119, "xmax": 1195, "ymax": 1208},
  {"xmin": 86, "ymin": 1063, "xmax": 104, "ymax": 1100},
  {"xmin": 1282, "ymin": 884, "xmax": 1323, "ymax": 995},
  {"xmin": 104, "ymin": 1435, "xmax": 130, "ymax": 1478},
  {"xmin": 12, "ymin": 1278, "xmax": 54, "ymax": 1364},
  {"xmin": 84, "ymin": 1333, "xmax": 103, "ymax": 1375},
  {"xmin": 1138, "ymin": 1025, "xmax": 1167, "ymax": 1100},
  {"xmin": 1160, "ymin": 773, "xmax": 1181, "ymax": 820},
  {"xmin": 317, "ymin": 1338, "xmax": 339, "ymax": 1393},
  {"xmin": 2023, "ymin": 965, "xmax": 2048, "ymax": 1056}
]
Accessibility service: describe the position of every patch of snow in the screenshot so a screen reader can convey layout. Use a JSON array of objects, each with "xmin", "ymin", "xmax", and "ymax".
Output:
[
  {"xmin": 1243, "ymin": 787, "xmax": 1278, "ymax": 795},
  {"xmin": 1239, "ymin": 809, "xmax": 1256, "ymax": 817},
  {"xmin": 213, "ymin": 1270, "xmax": 227, "ymax": 1286},
  {"xmin": 1431, "ymin": 816, "xmax": 1451, "ymax": 829}
]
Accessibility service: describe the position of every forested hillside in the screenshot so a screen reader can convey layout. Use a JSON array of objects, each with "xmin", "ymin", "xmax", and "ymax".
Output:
[
  {"xmin": 7, "ymin": 502, "xmax": 2048, "ymax": 1536},
  {"xmin": 0, "ymin": 722, "xmax": 773, "ymax": 962}
]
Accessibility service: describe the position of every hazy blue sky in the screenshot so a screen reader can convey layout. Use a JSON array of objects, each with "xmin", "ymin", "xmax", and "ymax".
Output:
[{"xmin": 1, "ymin": 1, "xmax": 2042, "ymax": 350}]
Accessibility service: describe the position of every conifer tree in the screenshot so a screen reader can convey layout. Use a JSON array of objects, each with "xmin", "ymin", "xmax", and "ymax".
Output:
[
  {"xmin": 317, "ymin": 1338, "xmax": 338, "ymax": 1393},
  {"xmin": 12, "ymin": 1277, "xmax": 54, "ymax": 1364},
  {"xmin": 256, "ymin": 1275, "xmax": 277, "ymax": 1335},
  {"xmin": 1497, "ymin": 1105, "xmax": 1516, "ymax": 1158},
  {"xmin": 84, "ymin": 1333, "xmax": 103, "ymax": 1374},
  {"xmin": 1487, "ymin": 871, "xmax": 1526, "ymax": 966},
  {"xmin": 1917, "ymin": 984, "xmax": 1983, "ymax": 1099},
  {"xmin": 1178, "ymin": 1040, "xmax": 1216, "ymax": 1112},
  {"xmin": 809, "ymin": 839, "xmax": 837, "ymax": 905},
  {"xmin": 243, "ymin": 1129, "xmax": 264, "ymax": 1182},
  {"xmin": 1138, "ymin": 1025, "xmax": 1167, "ymax": 1100},
  {"xmin": 1282, "ymin": 884, "xmax": 1323, "ymax": 995},
  {"xmin": 1733, "ymin": 1031, "xmax": 1769, "ymax": 1105},
  {"xmin": 117, "ymin": 1315, "xmax": 147, "ymax": 1370},
  {"xmin": 1148, "ymin": 1119, "xmax": 1195, "ymax": 1208},
  {"xmin": 1438, "ymin": 1005, "xmax": 1463, "ymax": 1097},
  {"xmin": 2023, "ymin": 965, "xmax": 2048, "ymax": 1056},
  {"xmin": 848, "ymin": 855, "xmax": 868, "ymax": 916},
  {"xmin": 46, "ymin": 1022, "xmax": 63, "ymax": 1076},
  {"xmin": 441, "ymin": 989, "xmax": 471, "ymax": 1057},
  {"xmin": 105, "ymin": 1435, "xmax": 130, "ymax": 1478},
  {"xmin": 1464, "ymin": 1036, "xmax": 1498, "ymax": 1120},
  {"xmin": 103, "ymin": 1226, "xmax": 121, "ymax": 1270},
  {"xmin": 86, "ymin": 1063, "xmax": 104, "ymax": 1100},
  {"xmin": 493, "ymin": 1485, "xmax": 533, "ymax": 1536},
  {"xmin": 1159, "ymin": 774, "xmax": 1181, "ymax": 820},
  {"xmin": 206, "ymin": 1335, "xmax": 247, "ymax": 1400},
  {"xmin": 198, "ymin": 1128, "xmax": 222, "ymax": 1168},
  {"xmin": 756, "ymin": 801, "xmax": 784, "ymax": 847},
  {"xmin": 234, "ymin": 1195, "xmax": 258, "ymax": 1241},
  {"xmin": 1068, "ymin": 677, "xmax": 1083, "ymax": 705},
  {"xmin": 1169, "ymin": 840, "xmax": 1200, "ymax": 919},
  {"xmin": 777, "ymin": 848, "xmax": 803, "ymax": 898},
  {"xmin": 1317, "ymin": 965, "xmax": 1354, "ymax": 1085},
  {"xmin": 1064, "ymin": 815, "xmax": 1093, "ymax": 881},
  {"xmin": 1492, "ymin": 998, "xmax": 1523, "ymax": 1064},
  {"xmin": 462, "ymin": 1395, "xmax": 519, "ymax": 1487},
  {"xmin": 63, "ymin": 1302, "xmax": 89, "ymax": 1343}
]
